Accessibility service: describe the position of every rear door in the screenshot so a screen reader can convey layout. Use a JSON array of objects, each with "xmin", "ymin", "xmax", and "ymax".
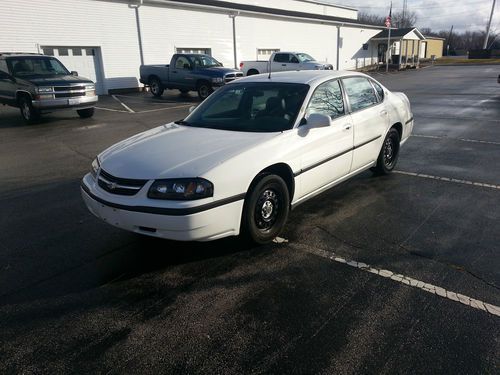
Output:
[
  {"xmin": 0, "ymin": 59, "xmax": 16, "ymax": 104},
  {"xmin": 342, "ymin": 76, "xmax": 388, "ymax": 172}
]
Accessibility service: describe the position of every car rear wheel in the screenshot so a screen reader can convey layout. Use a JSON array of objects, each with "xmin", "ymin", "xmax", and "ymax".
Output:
[
  {"xmin": 197, "ymin": 82, "xmax": 213, "ymax": 100},
  {"xmin": 77, "ymin": 108, "xmax": 95, "ymax": 118},
  {"xmin": 19, "ymin": 95, "xmax": 40, "ymax": 123},
  {"xmin": 149, "ymin": 77, "xmax": 164, "ymax": 97},
  {"xmin": 241, "ymin": 174, "xmax": 290, "ymax": 244},
  {"xmin": 373, "ymin": 128, "xmax": 400, "ymax": 174}
]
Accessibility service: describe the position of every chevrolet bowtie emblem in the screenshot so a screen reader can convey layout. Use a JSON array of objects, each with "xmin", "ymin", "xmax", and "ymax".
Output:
[{"xmin": 107, "ymin": 182, "xmax": 117, "ymax": 190}]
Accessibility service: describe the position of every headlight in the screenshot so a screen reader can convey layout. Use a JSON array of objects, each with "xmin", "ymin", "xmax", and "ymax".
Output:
[
  {"xmin": 85, "ymin": 84, "xmax": 95, "ymax": 90},
  {"xmin": 314, "ymin": 65, "xmax": 324, "ymax": 70},
  {"xmin": 36, "ymin": 86, "xmax": 53, "ymax": 93},
  {"xmin": 148, "ymin": 178, "xmax": 213, "ymax": 200},
  {"xmin": 90, "ymin": 158, "xmax": 100, "ymax": 179},
  {"xmin": 212, "ymin": 77, "xmax": 224, "ymax": 83}
]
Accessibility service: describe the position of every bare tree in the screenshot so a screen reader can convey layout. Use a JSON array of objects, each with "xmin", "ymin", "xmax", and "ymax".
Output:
[{"xmin": 358, "ymin": 10, "xmax": 418, "ymax": 28}]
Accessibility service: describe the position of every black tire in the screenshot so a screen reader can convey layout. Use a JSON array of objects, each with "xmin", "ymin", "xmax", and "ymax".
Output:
[
  {"xmin": 77, "ymin": 108, "xmax": 95, "ymax": 118},
  {"xmin": 18, "ymin": 95, "xmax": 40, "ymax": 123},
  {"xmin": 241, "ymin": 174, "xmax": 290, "ymax": 244},
  {"xmin": 373, "ymin": 128, "xmax": 400, "ymax": 174},
  {"xmin": 149, "ymin": 77, "xmax": 164, "ymax": 97},
  {"xmin": 197, "ymin": 82, "xmax": 213, "ymax": 100},
  {"xmin": 247, "ymin": 69, "xmax": 259, "ymax": 76}
]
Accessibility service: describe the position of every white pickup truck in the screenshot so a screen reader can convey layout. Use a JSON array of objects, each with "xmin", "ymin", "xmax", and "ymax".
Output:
[{"xmin": 239, "ymin": 52, "xmax": 333, "ymax": 76}]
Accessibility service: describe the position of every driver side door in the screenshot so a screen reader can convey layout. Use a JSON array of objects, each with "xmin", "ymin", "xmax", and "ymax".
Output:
[{"xmin": 0, "ymin": 60, "xmax": 16, "ymax": 104}]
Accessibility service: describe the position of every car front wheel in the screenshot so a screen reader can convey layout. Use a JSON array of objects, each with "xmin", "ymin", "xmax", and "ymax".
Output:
[
  {"xmin": 77, "ymin": 108, "xmax": 95, "ymax": 118},
  {"xmin": 241, "ymin": 174, "xmax": 290, "ymax": 244},
  {"xmin": 19, "ymin": 96, "xmax": 40, "ymax": 123},
  {"xmin": 373, "ymin": 128, "xmax": 400, "ymax": 174}
]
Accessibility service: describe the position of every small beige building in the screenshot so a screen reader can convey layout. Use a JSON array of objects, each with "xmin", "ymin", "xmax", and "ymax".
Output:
[{"xmin": 422, "ymin": 37, "xmax": 445, "ymax": 59}]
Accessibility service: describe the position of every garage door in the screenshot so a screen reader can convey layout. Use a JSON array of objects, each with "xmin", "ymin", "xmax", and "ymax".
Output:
[{"xmin": 42, "ymin": 46, "xmax": 105, "ymax": 95}]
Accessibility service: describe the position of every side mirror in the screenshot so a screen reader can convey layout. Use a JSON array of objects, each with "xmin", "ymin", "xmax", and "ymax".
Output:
[
  {"xmin": 305, "ymin": 113, "xmax": 331, "ymax": 128},
  {"xmin": 188, "ymin": 105, "xmax": 197, "ymax": 113},
  {"xmin": 71, "ymin": 71, "xmax": 78, "ymax": 76}
]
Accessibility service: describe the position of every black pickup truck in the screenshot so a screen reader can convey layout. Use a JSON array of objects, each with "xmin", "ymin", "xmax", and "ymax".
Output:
[
  {"xmin": 139, "ymin": 54, "xmax": 243, "ymax": 100},
  {"xmin": 0, "ymin": 53, "xmax": 98, "ymax": 123}
]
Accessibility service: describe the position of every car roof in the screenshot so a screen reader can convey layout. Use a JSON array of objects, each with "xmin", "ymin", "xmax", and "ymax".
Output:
[
  {"xmin": 0, "ymin": 53, "xmax": 50, "ymax": 58},
  {"xmin": 234, "ymin": 70, "xmax": 369, "ymax": 86}
]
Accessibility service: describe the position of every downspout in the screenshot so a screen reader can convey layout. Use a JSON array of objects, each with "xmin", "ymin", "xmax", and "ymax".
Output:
[
  {"xmin": 130, "ymin": 0, "xmax": 145, "ymax": 66},
  {"xmin": 228, "ymin": 12, "xmax": 239, "ymax": 69},
  {"xmin": 336, "ymin": 24, "xmax": 343, "ymax": 71}
]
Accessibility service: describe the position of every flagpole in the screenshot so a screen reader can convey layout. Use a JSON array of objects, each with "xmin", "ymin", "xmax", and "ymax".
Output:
[{"xmin": 385, "ymin": 2, "xmax": 392, "ymax": 72}]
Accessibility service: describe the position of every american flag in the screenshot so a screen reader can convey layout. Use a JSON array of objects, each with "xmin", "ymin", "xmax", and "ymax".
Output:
[{"xmin": 385, "ymin": 2, "xmax": 392, "ymax": 28}]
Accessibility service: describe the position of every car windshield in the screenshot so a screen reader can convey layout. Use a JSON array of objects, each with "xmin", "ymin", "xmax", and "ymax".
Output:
[
  {"xmin": 296, "ymin": 53, "xmax": 315, "ymax": 63},
  {"xmin": 181, "ymin": 82, "xmax": 310, "ymax": 132},
  {"xmin": 7, "ymin": 56, "xmax": 70, "ymax": 77},
  {"xmin": 190, "ymin": 55, "xmax": 221, "ymax": 68}
]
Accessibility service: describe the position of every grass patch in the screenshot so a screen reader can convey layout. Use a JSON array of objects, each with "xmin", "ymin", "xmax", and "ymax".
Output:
[{"xmin": 434, "ymin": 58, "xmax": 500, "ymax": 64}]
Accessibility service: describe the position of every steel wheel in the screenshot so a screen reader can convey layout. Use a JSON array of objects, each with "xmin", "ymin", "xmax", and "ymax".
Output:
[
  {"xmin": 19, "ymin": 96, "xmax": 40, "ymax": 123},
  {"xmin": 373, "ymin": 128, "xmax": 400, "ymax": 174},
  {"xmin": 197, "ymin": 83, "xmax": 213, "ymax": 100},
  {"xmin": 242, "ymin": 174, "xmax": 290, "ymax": 244},
  {"xmin": 149, "ymin": 77, "xmax": 164, "ymax": 97}
]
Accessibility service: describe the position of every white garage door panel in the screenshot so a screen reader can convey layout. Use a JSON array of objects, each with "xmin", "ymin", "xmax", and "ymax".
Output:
[{"xmin": 44, "ymin": 46, "xmax": 105, "ymax": 94}]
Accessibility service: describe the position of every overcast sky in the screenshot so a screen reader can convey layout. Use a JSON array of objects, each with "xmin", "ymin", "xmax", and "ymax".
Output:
[{"xmin": 329, "ymin": 0, "xmax": 499, "ymax": 33}]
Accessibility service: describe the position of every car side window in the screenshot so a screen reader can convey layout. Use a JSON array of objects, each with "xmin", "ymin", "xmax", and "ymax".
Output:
[
  {"xmin": 371, "ymin": 80, "xmax": 385, "ymax": 102},
  {"xmin": 273, "ymin": 54, "xmax": 288, "ymax": 63},
  {"xmin": 175, "ymin": 56, "xmax": 191, "ymax": 70},
  {"xmin": 342, "ymin": 77, "xmax": 379, "ymax": 112},
  {"xmin": 290, "ymin": 55, "xmax": 299, "ymax": 63},
  {"xmin": 307, "ymin": 80, "xmax": 344, "ymax": 119},
  {"xmin": 0, "ymin": 59, "xmax": 8, "ymax": 74}
]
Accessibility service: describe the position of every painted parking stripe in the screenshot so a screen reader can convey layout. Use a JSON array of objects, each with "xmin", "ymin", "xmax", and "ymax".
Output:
[
  {"xmin": 95, "ymin": 106, "xmax": 128, "ymax": 113},
  {"xmin": 290, "ymin": 242, "xmax": 500, "ymax": 317},
  {"xmin": 413, "ymin": 134, "xmax": 500, "ymax": 146},
  {"xmin": 112, "ymin": 95, "xmax": 135, "ymax": 113},
  {"xmin": 136, "ymin": 104, "xmax": 193, "ymax": 113},
  {"xmin": 394, "ymin": 171, "xmax": 500, "ymax": 190}
]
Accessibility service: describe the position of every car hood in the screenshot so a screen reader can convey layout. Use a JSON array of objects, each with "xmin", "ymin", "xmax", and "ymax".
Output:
[
  {"xmin": 98, "ymin": 123, "xmax": 279, "ymax": 179},
  {"xmin": 26, "ymin": 75, "xmax": 93, "ymax": 85}
]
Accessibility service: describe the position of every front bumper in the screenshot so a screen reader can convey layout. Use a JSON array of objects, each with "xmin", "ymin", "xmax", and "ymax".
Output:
[
  {"xmin": 81, "ymin": 173, "xmax": 244, "ymax": 242},
  {"xmin": 32, "ymin": 95, "xmax": 98, "ymax": 110}
]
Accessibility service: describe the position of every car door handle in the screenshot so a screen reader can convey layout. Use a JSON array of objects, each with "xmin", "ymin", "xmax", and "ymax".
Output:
[
  {"xmin": 342, "ymin": 124, "xmax": 352, "ymax": 131},
  {"xmin": 380, "ymin": 110, "xmax": 388, "ymax": 116},
  {"xmin": 282, "ymin": 64, "xmax": 287, "ymax": 66}
]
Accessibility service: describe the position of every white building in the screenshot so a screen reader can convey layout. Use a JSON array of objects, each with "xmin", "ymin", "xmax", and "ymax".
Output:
[{"xmin": 0, "ymin": 0, "xmax": 384, "ymax": 94}]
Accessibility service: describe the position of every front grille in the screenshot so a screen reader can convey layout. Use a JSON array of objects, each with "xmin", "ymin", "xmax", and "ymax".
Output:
[
  {"xmin": 225, "ymin": 72, "xmax": 244, "ymax": 83},
  {"xmin": 53, "ymin": 85, "xmax": 86, "ymax": 98},
  {"xmin": 97, "ymin": 169, "xmax": 148, "ymax": 196}
]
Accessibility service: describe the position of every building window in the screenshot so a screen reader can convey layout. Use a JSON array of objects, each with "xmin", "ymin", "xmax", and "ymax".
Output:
[
  {"xmin": 42, "ymin": 48, "xmax": 54, "ymax": 56},
  {"xmin": 72, "ymin": 48, "xmax": 82, "ymax": 56},
  {"xmin": 176, "ymin": 48, "xmax": 211, "ymax": 56},
  {"xmin": 58, "ymin": 48, "xmax": 69, "ymax": 56},
  {"xmin": 85, "ymin": 48, "xmax": 95, "ymax": 56},
  {"xmin": 257, "ymin": 48, "xmax": 280, "ymax": 56}
]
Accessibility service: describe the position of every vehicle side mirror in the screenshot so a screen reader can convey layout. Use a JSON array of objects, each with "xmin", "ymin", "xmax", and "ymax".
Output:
[
  {"xmin": 305, "ymin": 113, "xmax": 331, "ymax": 128},
  {"xmin": 71, "ymin": 71, "xmax": 78, "ymax": 76},
  {"xmin": 188, "ymin": 105, "xmax": 197, "ymax": 113}
]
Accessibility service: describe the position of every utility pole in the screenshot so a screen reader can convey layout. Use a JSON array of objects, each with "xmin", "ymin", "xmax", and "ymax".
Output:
[
  {"xmin": 446, "ymin": 25, "xmax": 454, "ymax": 56},
  {"xmin": 483, "ymin": 0, "xmax": 497, "ymax": 49}
]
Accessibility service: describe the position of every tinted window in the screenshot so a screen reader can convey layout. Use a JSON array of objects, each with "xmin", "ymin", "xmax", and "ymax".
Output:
[
  {"xmin": 307, "ymin": 80, "xmax": 344, "ymax": 119},
  {"xmin": 175, "ymin": 56, "xmax": 191, "ymax": 69},
  {"xmin": 371, "ymin": 80, "xmax": 384, "ymax": 102},
  {"xmin": 0, "ymin": 60, "xmax": 8, "ymax": 73},
  {"xmin": 183, "ymin": 83, "xmax": 309, "ymax": 132},
  {"xmin": 190, "ymin": 55, "xmax": 220, "ymax": 68},
  {"xmin": 7, "ymin": 57, "xmax": 69, "ymax": 77},
  {"xmin": 273, "ymin": 53, "xmax": 289, "ymax": 63},
  {"xmin": 342, "ymin": 77, "xmax": 378, "ymax": 112}
]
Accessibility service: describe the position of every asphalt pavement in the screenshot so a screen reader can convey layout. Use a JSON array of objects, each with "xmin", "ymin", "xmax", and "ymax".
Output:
[{"xmin": 0, "ymin": 65, "xmax": 499, "ymax": 374}]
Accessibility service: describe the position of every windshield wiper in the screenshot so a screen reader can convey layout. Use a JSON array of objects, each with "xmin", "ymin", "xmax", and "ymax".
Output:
[{"xmin": 174, "ymin": 120, "xmax": 191, "ymax": 126}]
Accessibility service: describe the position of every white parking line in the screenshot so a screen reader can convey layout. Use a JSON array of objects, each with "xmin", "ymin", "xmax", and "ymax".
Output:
[
  {"xmin": 290, "ymin": 242, "xmax": 500, "ymax": 317},
  {"xmin": 95, "ymin": 106, "xmax": 128, "ymax": 113},
  {"xmin": 112, "ymin": 95, "xmax": 135, "ymax": 113},
  {"xmin": 416, "ymin": 114, "xmax": 500, "ymax": 123},
  {"xmin": 394, "ymin": 170, "xmax": 500, "ymax": 190},
  {"xmin": 413, "ymin": 134, "xmax": 500, "ymax": 146}
]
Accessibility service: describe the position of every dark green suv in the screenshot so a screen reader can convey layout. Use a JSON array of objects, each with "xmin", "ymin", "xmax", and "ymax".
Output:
[{"xmin": 0, "ymin": 53, "xmax": 98, "ymax": 123}]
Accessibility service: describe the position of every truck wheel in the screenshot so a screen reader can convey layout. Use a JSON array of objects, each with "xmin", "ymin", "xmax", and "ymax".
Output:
[
  {"xmin": 247, "ymin": 69, "xmax": 259, "ymax": 76},
  {"xmin": 77, "ymin": 108, "xmax": 95, "ymax": 118},
  {"xmin": 149, "ymin": 77, "xmax": 164, "ymax": 97},
  {"xmin": 19, "ymin": 95, "xmax": 40, "ymax": 123},
  {"xmin": 197, "ymin": 82, "xmax": 213, "ymax": 100}
]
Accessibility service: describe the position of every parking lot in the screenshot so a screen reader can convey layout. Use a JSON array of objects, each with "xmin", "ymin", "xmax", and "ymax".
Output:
[{"xmin": 0, "ymin": 65, "xmax": 499, "ymax": 373}]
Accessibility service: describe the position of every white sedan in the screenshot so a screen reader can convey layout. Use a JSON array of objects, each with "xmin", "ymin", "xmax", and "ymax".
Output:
[{"xmin": 81, "ymin": 71, "xmax": 413, "ymax": 244}]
